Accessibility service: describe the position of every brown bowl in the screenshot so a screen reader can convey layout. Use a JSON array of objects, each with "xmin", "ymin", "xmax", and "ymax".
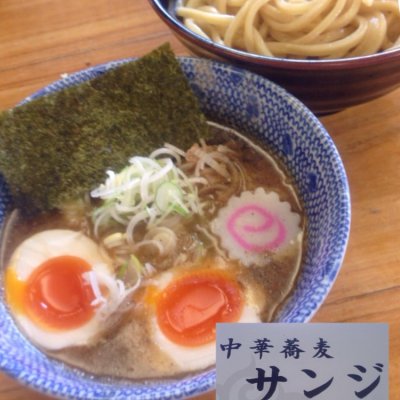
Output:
[{"xmin": 148, "ymin": 0, "xmax": 400, "ymax": 115}]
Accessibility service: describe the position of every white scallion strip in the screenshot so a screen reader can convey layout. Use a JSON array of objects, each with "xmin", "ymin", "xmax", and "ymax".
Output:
[
  {"xmin": 148, "ymin": 159, "xmax": 174, "ymax": 184},
  {"xmin": 83, "ymin": 268, "xmax": 141, "ymax": 320},
  {"xmin": 84, "ymin": 271, "xmax": 107, "ymax": 307},
  {"xmin": 150, "ymin": 144, "xmax": 186, "ymax": 165},
  {"xmin": 93, "ymin": 209, "xmax": 111, "ymax": 238},
  {"xmin": 144, "ymin": 262, "xmax": 156, "ymax": 276},
  {"xmin": 126, "ymin": 210, "xmax": 150, "ymax": 244}
]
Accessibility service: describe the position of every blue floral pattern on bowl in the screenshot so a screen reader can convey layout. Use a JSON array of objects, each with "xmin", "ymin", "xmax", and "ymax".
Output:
[{"xmin": 0, "ymin": 57, "xmax": 350, "ymax": 399}]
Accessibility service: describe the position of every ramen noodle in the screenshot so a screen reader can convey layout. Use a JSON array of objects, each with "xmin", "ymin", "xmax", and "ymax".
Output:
[{"xmin": 177, "ymin": 0, "xmax": 400, "ymax": 59}]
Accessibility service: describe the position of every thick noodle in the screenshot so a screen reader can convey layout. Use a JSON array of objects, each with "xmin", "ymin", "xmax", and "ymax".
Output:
[{"xmin": 177, "ymin": 0, "xmax": 400, "ymax": 59}]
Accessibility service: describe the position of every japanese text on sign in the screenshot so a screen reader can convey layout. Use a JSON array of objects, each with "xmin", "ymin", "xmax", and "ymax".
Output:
[{"xmin": 216, "ymin": 323, "xmax": 388, "ymax": 400}]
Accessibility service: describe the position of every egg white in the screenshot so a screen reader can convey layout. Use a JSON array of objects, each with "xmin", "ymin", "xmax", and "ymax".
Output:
[
  {"xmin": 6, "ymin": 229, "xmax": 113, "ymax": 350},
  {"xmin": 147, "ymin": 266, "xmax": 262, "ymax": 372}
]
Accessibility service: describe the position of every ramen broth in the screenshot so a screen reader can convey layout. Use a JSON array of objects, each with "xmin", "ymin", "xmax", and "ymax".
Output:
[{"xmin": 2, "ymin": 124, "xmax": 305, "ymax": 379}]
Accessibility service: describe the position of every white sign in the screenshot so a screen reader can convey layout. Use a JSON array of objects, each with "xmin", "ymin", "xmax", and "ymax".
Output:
[{"xmin": 216, "ymin": 323, "xmax": 388, "ymax": 400}]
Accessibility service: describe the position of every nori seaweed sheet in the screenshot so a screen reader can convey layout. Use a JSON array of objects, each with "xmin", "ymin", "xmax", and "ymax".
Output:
[{"xmin": 0, "ymin": 44, "xmax": 210, "ymax": 212}]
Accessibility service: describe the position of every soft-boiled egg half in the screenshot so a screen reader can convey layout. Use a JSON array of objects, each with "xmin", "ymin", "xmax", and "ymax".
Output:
[
  {"xmin": 5, "ymin": 229, "xmax": 121, "ymax": 350},
  {"xmin": 144, "ymin": 258, "xmax": 262, "ymax": 372}
]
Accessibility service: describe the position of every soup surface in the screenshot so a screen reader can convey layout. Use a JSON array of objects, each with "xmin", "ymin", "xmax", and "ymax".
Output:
[{"xmin": 2, "ymin": 123, "xmax": 305, "ymax": 379}]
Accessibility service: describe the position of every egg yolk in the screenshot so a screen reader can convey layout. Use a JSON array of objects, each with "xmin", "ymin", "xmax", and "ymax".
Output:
[
  {"xmin": 156, "ymin": 270, "xmax": 243, "ymax": 346},
  {"xmin": 12, "ymin": 256, "xmax": 96, "ymax": 331}
]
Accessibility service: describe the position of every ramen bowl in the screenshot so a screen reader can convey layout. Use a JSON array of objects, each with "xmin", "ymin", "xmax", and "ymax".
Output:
[
  {"xmin": 0, "ymin": 57, "xmax": 350, "ymax": 399},
  {"xmin": 149, "ymin": 0, "xmax": 400, "ymax": 115}
]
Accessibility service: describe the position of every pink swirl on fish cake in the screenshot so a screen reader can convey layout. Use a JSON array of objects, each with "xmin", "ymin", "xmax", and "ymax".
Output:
[{"xmin": 226, "ymin": 204, "xmax": 286, "ymax": 252}]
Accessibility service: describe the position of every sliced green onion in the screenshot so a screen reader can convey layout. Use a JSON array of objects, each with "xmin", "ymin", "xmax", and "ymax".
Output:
[
  {"xmin": 91, "ymin": 152, "xmax": 202, "ymax": 239},
  {"xmin": 155, "ymin": 181, "xmax": 189, "ymax": 216},
  {"xmin": 117, "ymin": 254, "xmax": 144, "ymax": 280},
  {"xmin": 130, "ymin": 254, "xmax": 144, "ymax": 276},
  {"xmin": 116, "ymin": 260, "xmax": 129, "ymax": 279}
]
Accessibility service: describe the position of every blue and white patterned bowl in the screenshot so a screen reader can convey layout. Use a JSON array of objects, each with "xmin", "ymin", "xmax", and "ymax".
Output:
[{"xmin": 0, "ymin": 57, "xmax": 350, "ymax": 399}]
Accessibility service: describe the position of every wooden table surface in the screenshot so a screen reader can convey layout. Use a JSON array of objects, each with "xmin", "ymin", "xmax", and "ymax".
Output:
[{"xmin": 0, "ymin": 1, "xmax": 399, "ymax": 399}]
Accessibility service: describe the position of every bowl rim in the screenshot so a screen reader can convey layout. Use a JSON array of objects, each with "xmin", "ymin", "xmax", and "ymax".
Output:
[
  {"xmin": 149, "ymin": 0, "xmax": 400, "ymax": 70},
  {"xmin": 0, "ymin": 55, "xmax": 351, "ymax": 400}
]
